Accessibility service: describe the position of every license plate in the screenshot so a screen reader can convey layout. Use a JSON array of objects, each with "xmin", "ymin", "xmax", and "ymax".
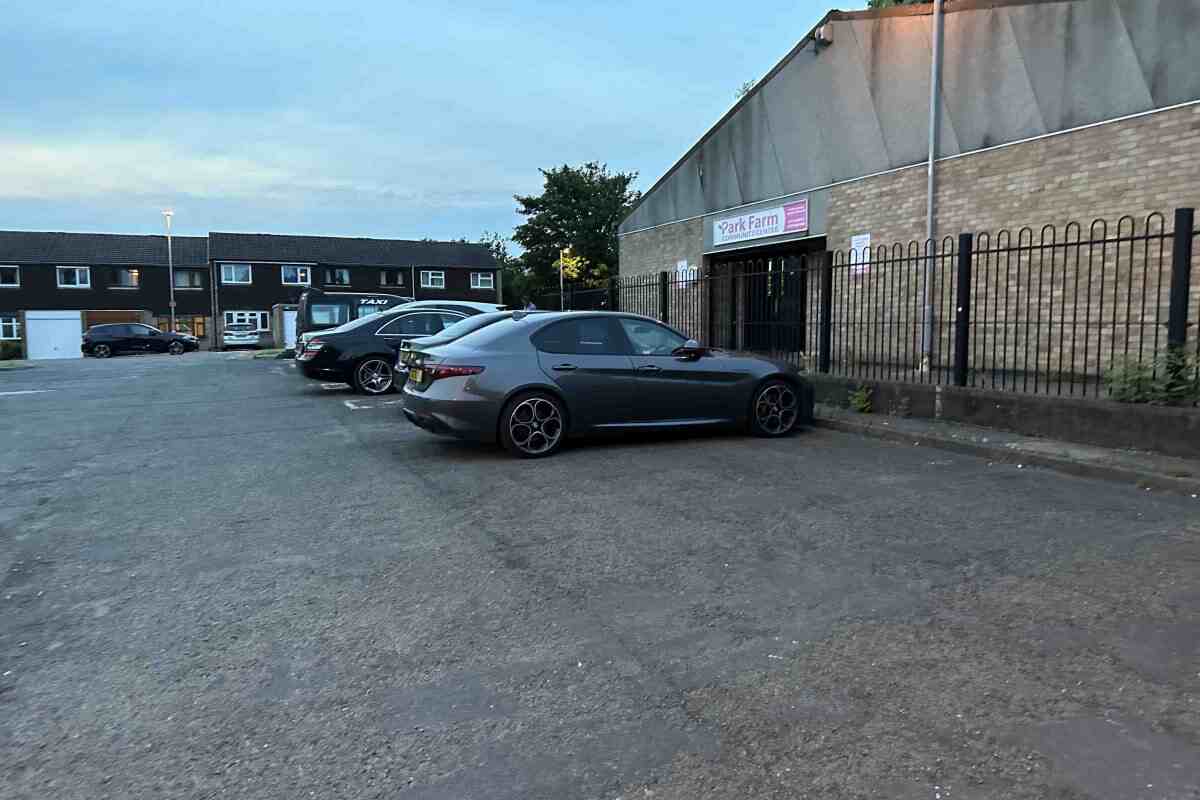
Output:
[{"xmin": 409, "ymin": 368, "xmax": 423, "ymax": 384}]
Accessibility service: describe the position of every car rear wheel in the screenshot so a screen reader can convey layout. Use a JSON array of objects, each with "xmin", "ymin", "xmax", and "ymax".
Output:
[
  {"xmin": 500, "ymin": 392, "xmax": 566, "ymax": 458},
  {"xmin": 353, "ymin": 357, "xmax": 394, "ymax": 395},
  {"xmin": 92, "ymin": 343, "xmax": 112, "ymax": 358},
  {"xmin": 750, "ymin": 380, "xmax": 801, "ymax": 437},
  {"xmin": 167, "ymin": 341, "xmax": 185, "ymax": 355}
]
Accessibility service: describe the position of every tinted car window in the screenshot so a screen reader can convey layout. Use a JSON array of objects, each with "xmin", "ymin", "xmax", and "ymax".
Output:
[
  {"xmin": 378, "ymin": 312, "xmax": 454, "ymax": 337},
  {"xmin": 532, "ymin": 318, "xmax": 626, "ymax": 355},
  {"xmin": 618, "ymin": 319, "xmax": 687, "ymax": 356}
]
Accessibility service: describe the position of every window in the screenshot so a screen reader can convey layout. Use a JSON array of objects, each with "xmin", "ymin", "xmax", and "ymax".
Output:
[
  {"xmin": 419, "ymin": 270, "xmax": 445, "ymax": 289},
  {"xmin": 324, "ymin": 268, "xmax": 351, "ymax": 286},
  {"xmin": 617, "ymin": 318, "xmax": 687, "ymax": 356},
  {"xmin": 281, "ymin": 265, "xmax": 311, "ymax": 285},
  {"xmin": 111, "ymin": 268, "xmax": 140, "ymax": 288},
  {"xmin": 380, "ymin": 269, "xmax": 405, "ymax": 288},
  {"xmin": 377, "ymin": 312, "xmax": 461, "ymax": 337},
  {"xmin": 532, "ymin": 318, "xmax": 625, "ymax": 355},
  {"xmin": 158, "ymin": 316, "xmax": 206, "ymax": 337},
  {"xmin": 174, "ymin": 270, "xmax": 204, "ymax": 289},
  {"xmin": 355, "ymin": 304, "xmax": 385, "ymax": 319},
  {"xmin": 0, "ymin": 266, "xmax": 18, "ymax": 287},
  {"xmin": 57, "ymin": 266, "xmax": 91, "ymax": 288},
  {"xmin": 310, "ymin": 303, "xmax": 350, "ymax": 326},
  {"xmin": 471, "ymin": 272, "xmax": 494, "ymax": 290},
  {"xmin": 224, "ymin": 311, "xmax": 269, "ymax": 330},
  {"xmin": 221, "ymin": 263, "xmax": 252, "ymax": 284},
  {"xmin": 0, "ymin": 316, "xmax": 19, "ymax": 340}
]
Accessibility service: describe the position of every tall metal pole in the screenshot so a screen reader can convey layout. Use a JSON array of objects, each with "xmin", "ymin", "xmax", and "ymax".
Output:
[
  {"xmin": 559, "ymin": 247, "xmax": 566, "ymax": 311},
  {"xmin": 922, "ymin": 0, "xmax": 944, "ymax": 368},
  {"xmin": 163, "ymin": 210, "xmax": 176, "ymax": 332}
]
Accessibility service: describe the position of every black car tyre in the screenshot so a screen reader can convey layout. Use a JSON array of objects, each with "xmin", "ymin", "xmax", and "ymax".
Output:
[
  {"xmin": 750, "ymin": 379, "xmax": 801, "ymax": 437},
  {"xmin": 92, "ymin": 343, "xmax": 112, "ymax": 358},
  {"xmin": 499, "ymin": 392, "xmax": 567, "ymax": 458},
  {"xmin": 353, "ymin": 356, "xmax": 394, "ymax": 395},
  {"xmin": 167, "ymin": 341, "xmax": 185, "ymax": 355}
]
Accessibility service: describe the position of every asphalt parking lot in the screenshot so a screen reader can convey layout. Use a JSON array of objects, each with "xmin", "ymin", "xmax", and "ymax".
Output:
[{"xmin": 2, "ymin": 352, "xmax": 1198, "ymax": 799}]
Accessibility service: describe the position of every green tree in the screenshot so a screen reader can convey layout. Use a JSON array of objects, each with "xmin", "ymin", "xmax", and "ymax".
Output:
[{"xmin": 512, "ymin": 162, "xmax": 641, "ymax": 291}]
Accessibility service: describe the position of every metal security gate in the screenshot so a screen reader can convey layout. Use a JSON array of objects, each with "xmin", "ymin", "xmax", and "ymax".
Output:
[{"xmin": 709, "ymin": 245, "xmax": 820, "ymax": 359}]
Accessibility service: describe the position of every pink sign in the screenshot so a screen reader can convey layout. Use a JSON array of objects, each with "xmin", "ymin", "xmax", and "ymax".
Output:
[
  {"xmin": 713, "ymin": 197, "xmax": 809, "ymax": 246},
  {"xmin": 783, "ymin": 200, "xmax": 808, "ymax": 233}
]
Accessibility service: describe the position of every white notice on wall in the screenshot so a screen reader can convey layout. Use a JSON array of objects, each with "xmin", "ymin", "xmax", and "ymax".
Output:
[
  {"xmin": 676, "ymin": 259, "xmax": 696, "ymax": 283},
  {"xmin": 850, "ymin": 233, "xmax": 871, "ymax": 274}
]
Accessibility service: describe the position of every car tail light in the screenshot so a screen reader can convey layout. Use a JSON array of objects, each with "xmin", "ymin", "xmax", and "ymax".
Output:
[
  {"xmin": 425, "ymin": 365, "xmax": 484, "ymax": 381},
  {"xmin": 297, "ymin": 339, "xmax": 325, "ymax": 360}
]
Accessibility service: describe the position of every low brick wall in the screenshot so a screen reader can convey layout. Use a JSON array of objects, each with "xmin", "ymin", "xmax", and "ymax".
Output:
[{"xmin": 809, "ymin": 373, "xmax": 1200, "ymax": 460}]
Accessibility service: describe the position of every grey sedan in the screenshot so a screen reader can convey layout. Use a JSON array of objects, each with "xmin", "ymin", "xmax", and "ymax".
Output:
[{"xmin": 401, "ymin": 311, "xmax": 814, "ymax": 458}]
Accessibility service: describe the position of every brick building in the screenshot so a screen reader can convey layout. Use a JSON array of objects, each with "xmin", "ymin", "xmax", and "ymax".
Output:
[
  {"xmin": 618, "ymin": 0, "xmax": 1200, "ymax": 275},
  {"xmin": 0, "ymin": 231, "xmax": 498, "ymax": 358}
]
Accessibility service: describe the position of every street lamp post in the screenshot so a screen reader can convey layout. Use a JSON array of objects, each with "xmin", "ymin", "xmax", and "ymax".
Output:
[
  {"xmin": 559, "ymin": 247, "xmax": 566, "ymax": 311},
  {"xmin": 163, "ymin": 210, "xmax": 176, "ymax": 332}
]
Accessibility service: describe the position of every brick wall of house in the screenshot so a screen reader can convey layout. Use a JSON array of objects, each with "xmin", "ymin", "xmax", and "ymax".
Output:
[{"xmin": 618, "ymin": 218, "xmax": 704, "ymax": 278}]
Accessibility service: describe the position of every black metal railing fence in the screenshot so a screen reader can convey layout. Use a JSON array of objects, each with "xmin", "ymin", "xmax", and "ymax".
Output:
[{"xmin": 541, "ymin": 208, "xmax": 1198, "ymax": 399}]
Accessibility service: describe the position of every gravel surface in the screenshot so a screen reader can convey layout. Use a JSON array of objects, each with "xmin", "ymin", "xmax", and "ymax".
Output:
[{"xmin": 1, "ymin": 353, "xmax": 1197, "ymax": 799}]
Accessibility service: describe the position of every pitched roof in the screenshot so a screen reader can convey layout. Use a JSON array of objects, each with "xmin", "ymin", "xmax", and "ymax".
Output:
[
  {"xmin": 208, "ymin": 232, "xmax": 496, "ymax": 269},
  {"xmin": 0, "ymin": 231, "xmax": 208, "ymax": 267}
]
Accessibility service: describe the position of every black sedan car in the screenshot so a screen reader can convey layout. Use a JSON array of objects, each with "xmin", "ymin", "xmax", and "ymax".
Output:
[
  {"xmin": 401, "ymin": 311, "xmax": 814, "ymax": 457},
  {"xmin": 82, "ymin": 323, "xmax": 199, "ymax": 358},
  {"xmin": 296, "ymin": 302, "xmax": 503, "ymax": 394}
]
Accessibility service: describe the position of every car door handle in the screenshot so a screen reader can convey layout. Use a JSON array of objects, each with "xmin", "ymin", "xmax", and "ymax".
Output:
[
  {"xmin": 552, "ymin": 363, "xmax": 577, "ymax": 372},
  {"xmin": 637, "ymin": 365, "xmax": 662, "ymax": 373}
]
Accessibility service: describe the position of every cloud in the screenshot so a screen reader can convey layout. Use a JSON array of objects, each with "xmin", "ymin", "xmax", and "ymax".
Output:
[{"xmin": 0, "ymin": 135, "xmax": 528, "ymax": 214}]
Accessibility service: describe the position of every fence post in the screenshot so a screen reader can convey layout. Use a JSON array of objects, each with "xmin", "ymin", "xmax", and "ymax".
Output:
[
  {"xmin": 659, "ymin": 270, "xmax": 670, "ymax": 325},
  {"xmin": 706, "ymin": 268, "xmax": 715, "ymax": 345},
  {"xmin": 818, "ymin": 251, "xmax": 833, "ymax": 373},
  {"xmin": 1168, "ymin": 208, "xmax": 1195, "ymax": 352},
  {"xmin": 608, "ymin": 278, "xmax": 619, "ymax": 312},
  {"xmin": 953, "ymin": 232, "xmax": 974, "ymax": 387}
]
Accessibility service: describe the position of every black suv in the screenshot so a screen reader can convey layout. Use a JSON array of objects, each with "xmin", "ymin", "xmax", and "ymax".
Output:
[
  {"xmin": 82, "ymin": 324, "xmax": 199, "ymax": 358},
  {"xmin": 296, "ymin": 302, "xmax": 501, "ymax": 394}
]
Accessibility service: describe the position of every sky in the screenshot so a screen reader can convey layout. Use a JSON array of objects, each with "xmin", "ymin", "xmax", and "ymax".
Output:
[{"xmin": 1, "ymin": 0, "xmax": 836, "ymax": 243}]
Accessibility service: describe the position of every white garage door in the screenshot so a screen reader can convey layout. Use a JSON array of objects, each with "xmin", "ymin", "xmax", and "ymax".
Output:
[{"xmin": 26, "ymin": 310, "xmax": 83, "ymax": 360}]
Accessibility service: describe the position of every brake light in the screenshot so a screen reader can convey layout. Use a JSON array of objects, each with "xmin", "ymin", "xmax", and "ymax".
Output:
[
  {"xmin": 297, "ymin": 339, "xmax": 325, "ymax": 360},
  {"xmin": 425, "ymin": 365, "xmax": 484, "ymax": 381}
]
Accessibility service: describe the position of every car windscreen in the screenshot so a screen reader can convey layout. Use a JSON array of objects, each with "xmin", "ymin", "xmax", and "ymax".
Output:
[{"xmin": 225, "ymin": 324, "xmax": 255, "ymax": 332}]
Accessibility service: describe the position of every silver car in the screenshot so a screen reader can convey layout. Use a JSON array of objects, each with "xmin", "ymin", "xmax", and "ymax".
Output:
[{"xmin": 401, "ymin": 311, "xmax": 814, "ymax": 458}]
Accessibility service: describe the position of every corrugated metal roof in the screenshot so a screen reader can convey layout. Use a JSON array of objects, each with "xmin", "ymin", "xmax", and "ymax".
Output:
[{"xmin": 620, "ymin": 0, "xmax": 1200, "ymax": 234}]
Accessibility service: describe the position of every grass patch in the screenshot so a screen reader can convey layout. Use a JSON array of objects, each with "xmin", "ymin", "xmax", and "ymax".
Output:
[{"xmin": 252, "ymin": 349, "xmax": 287, "ymax": 360}]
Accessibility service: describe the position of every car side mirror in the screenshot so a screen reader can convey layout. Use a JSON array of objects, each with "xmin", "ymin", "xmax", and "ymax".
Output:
[{"xmin": 672, "ymin": 339, "xmax": 705, "ymax": 360}]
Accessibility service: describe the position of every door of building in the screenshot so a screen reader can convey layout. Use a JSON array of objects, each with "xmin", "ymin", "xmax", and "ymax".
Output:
[
  {"xmin": 26, "ymin": 310, "xmax": 83, "ymax": 360},
  {"xmin": 282, "ymin": 310, "xmax": 298, "ymax": 349}
]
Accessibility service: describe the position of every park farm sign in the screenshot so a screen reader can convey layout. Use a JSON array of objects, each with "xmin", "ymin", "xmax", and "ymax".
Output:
[{"xmin": 712, "ymin": 199, "xmax": 809, "ymax": 247}]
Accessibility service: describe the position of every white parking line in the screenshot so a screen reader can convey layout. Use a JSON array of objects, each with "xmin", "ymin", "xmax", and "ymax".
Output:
[
  {"xmin": 0, "ymin": 390, "xmax": 52, "ymax": 397},
  {"xmin": 321, "ymin": 383, "xmax": 347, "ymax": 391},
  {"xmin": 342, "ymin": 398, "xmax": 404, "ymax": 411}
]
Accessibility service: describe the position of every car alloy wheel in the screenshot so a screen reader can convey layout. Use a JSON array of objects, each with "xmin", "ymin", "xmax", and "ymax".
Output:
[
  {"xmin": 168, "ymin": 341, "xmax": 185, "ymax": 355},
  {"xmin": 753, "ymin": 381, "xmax": 799, "ymax": 436},
  {"xmin": 93, "ymin": 344, "xmax": 112, "ymax": 358},
  {"xmin": 506, "ymin": 395, "xmax": 564, "ymax": 457},
  {"xmin": 355, "ymin": 358, "xmax": 394, "ymax": 395}
]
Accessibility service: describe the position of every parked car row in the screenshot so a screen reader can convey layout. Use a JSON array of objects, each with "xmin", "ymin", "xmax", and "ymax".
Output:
[{"xmin": 293, "ymin": 299, "xmax": 816, "ymax": 459}]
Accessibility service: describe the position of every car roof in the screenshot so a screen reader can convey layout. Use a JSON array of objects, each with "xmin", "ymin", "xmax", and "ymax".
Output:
[{"xmin": 397, "ymin": 300, "xmax": 506, "ymax": 312}]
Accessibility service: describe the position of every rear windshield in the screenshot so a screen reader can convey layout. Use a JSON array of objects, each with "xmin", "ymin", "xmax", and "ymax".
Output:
[
  {"xmin": 226, "ymin": 324, "xmax": 255, "ymax": 332},
  {"xmin": 421, "ymin": 312, "xmax": 508, "ymax": 343}
]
